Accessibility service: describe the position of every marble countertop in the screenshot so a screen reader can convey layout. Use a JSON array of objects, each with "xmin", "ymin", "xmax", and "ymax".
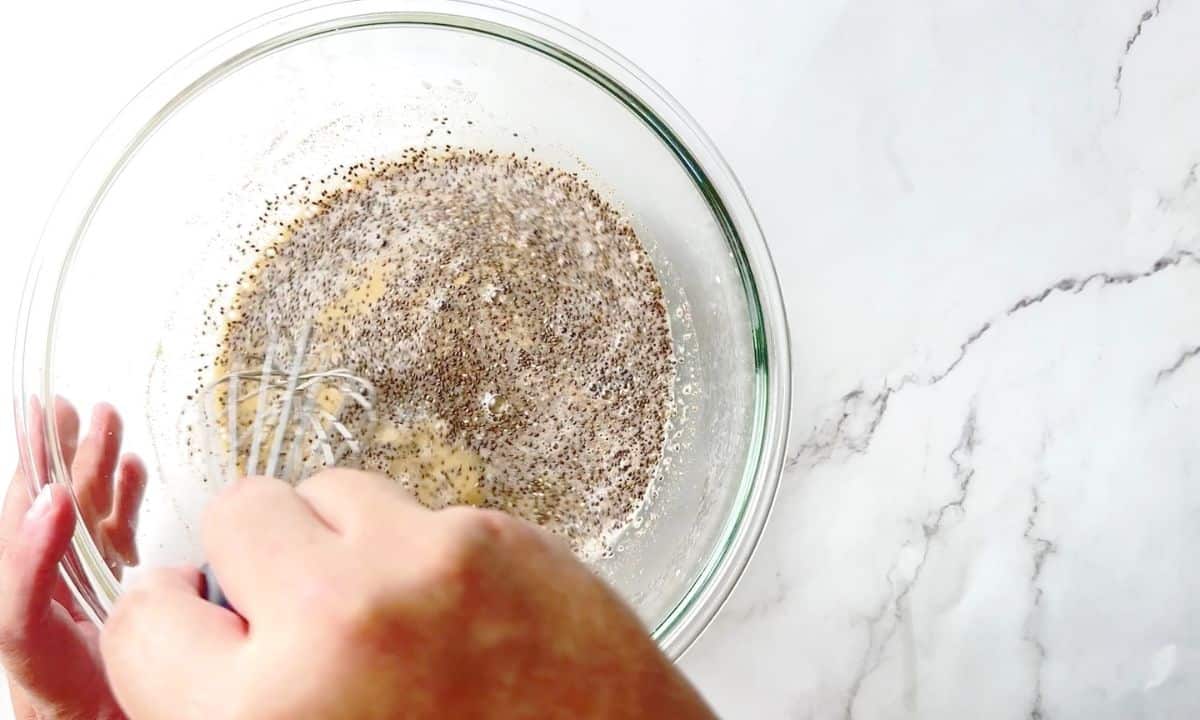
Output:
[
  {"xmin": 3, "ymin": 0, "xmax": 1198, "ymax": 718},
  {"xmin": 648, "ymin": 1, "xmax": 1200, "ymax": 717}
]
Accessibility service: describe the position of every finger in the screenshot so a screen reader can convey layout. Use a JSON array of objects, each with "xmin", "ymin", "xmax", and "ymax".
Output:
[
  {"xmin": 99, "ymin": 454, "xmax": 148, "ymax": 571},
  {"xmin": 18, "ymin": 398, "xmax": 81, "ymax": 493},
  {"xmin": 295, "ymin": 468, "xmax": 423, "ymax": 535},
  {"xmin": 52, "ymin": 397, "xmax": 81, "ymax": 470},
  {"xmin": 102, "ymin": 566, "xmax": 244, "ymax": 720},
  {"xmin": 0, "ymin": 483, "xmax": 116, "ymax": 715},
  {"xmin": 3, "ymin": 397, "xmax": 80, "ymax": 556},
  {"xmin": 71, "ymin": 404, "xmax": 122, "ymax": 531},
  {"xmin": 4, "ymin": 601, "xmax": 113, "ymax": 715},
  {"xmin": 202, "ymin": 475, "xmax": 337, "ymax": 620},
  {"xmin": 3, "ymin": 469, "xmax": 88, "ymax": 622},
  {"xmin": 0, "ymin": 470, "xmax": 32, "ymax": 560},
  {"xmin": 50, "ymin": 582, "xmax": 91, "ymax": 624},
  {"xmin": 0, "ymin": 485, "xmax": 75, "ymax": 654}
]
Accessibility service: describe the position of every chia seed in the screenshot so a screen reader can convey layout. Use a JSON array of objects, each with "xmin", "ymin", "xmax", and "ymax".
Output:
[{"xmin": 203, "ymin": 148, "xmax": 674, "ymax": 558}]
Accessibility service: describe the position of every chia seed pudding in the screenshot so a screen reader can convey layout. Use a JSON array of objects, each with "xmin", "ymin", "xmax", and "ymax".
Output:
[{"xmin": 204, "ymin": 148, "xmax": 674, "ymax": 557}]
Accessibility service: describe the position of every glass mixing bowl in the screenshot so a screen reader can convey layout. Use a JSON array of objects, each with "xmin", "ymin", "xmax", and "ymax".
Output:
[{"xmin": 12, "ymin": 0, "xmax": 790, "ymax": 659}]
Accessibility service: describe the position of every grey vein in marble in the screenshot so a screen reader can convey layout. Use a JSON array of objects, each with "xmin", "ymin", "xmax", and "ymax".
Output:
[
  {"xmin": 1155, "ymin": 161, "xmax": 1198, "ymax": 210},
  {"xmin": 790, "ymin": 249, "xmax": 1199, "ymax": 469},
  {"xmin": 716, "ymin": 570, "xmax": 790, "ymax": 626},
  {"xmin": 1005, "ymin": 249, "xmax": 1197, "ymax": 314},
  {"xmin": 843, "ymin": 405, "xmax": 980, "ymax": 720},
  {"xmin": 1155, "ymin": 344, "xmax": 1200, "ymax": 383},
  {"xmin": 1113, "ymin": 0, "xmax": 1163, "ymax": 114},
  {"xmin": 1023, "ymin": 482, "xmax": 1057, "ymax": 720}
]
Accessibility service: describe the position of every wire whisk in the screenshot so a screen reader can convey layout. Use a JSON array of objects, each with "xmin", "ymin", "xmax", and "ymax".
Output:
[{"xmin": 201, "ymin": 322, "xmax": 378, "ymax": 485}]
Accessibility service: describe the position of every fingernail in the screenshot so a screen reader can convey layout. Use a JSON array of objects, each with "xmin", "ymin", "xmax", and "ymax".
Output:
[{"xmin": 26, "ymin": 485, "xmax": 53, "ymax": 521}]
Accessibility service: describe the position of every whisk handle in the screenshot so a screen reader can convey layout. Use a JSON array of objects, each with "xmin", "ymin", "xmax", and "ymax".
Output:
[{"xmin": 200, "ymin": 563, "xmax": 234, "ymax": 611}]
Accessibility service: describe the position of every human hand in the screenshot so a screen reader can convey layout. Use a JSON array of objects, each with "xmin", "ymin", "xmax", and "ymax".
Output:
[
  {"xmin": 101, "ymin": 469, "xmax": 715, "ymax": 720},
  {"xmin": 0, "ymin": 399, "xmax": 147, "ymax": 720}
]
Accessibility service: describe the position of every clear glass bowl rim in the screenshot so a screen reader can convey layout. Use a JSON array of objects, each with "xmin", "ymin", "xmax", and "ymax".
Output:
[{"xmin": 12, "ymin": 0, "xmax": 792, "ymax": 660}]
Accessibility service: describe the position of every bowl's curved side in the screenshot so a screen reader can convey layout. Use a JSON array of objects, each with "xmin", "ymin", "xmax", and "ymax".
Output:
[{"xmin": 15, "ymin": 0, "xmax": 792, "ymax": 656}]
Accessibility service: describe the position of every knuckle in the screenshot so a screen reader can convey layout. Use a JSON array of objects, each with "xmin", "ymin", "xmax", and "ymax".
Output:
[
  {"xmin": 442, "ymin": 506, "xmax": 506, "ymax": 546},
  {"xmin": 423, "ymin": 507, "xmax": 514, "ymax": 579},
  {"xmin": 302, "ymin": 467, "xmax": 384, "ymax": 492},
  {"xmin": 102, "ymin": 568, "xmax": 178, "ymax": 652},
  {"xmin": 453, "ymin": 507, "xmax": 536, "ymax": 549},
  {"xmin": 111, "ymin": 578, "xmax": 153, "ymax": 617},
  {"xmin": 220, "ymin": 473, "xmax": 270, "ymax": 500},
  {"xmin": 296, "ymin": 467, "xmax": 342, "ymax": 492},
  {"xmin": 207, "ymin": 475, "xmax": 274, "ymax": 523},
  {"xmin": 111, "ymin": 568, "xmax": 172, "ymax": 616}
]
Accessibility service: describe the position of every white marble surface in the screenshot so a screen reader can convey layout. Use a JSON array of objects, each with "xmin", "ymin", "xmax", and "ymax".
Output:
[{"xmin": 3, "ymin": 0, "xmax": 1199, "ymax": 718}]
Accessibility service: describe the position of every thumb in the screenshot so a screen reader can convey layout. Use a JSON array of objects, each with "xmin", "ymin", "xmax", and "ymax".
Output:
[
  {"xmin": 0, "ymin": 484, "xmax": 76, "ymax": 649},
  {"xmin": 101, "ymin": 567, "xmax": 246, "ymax": 720},
  {"xmin": 0, "ymin": 483, "xmax": 115, "ymax": 715}
]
